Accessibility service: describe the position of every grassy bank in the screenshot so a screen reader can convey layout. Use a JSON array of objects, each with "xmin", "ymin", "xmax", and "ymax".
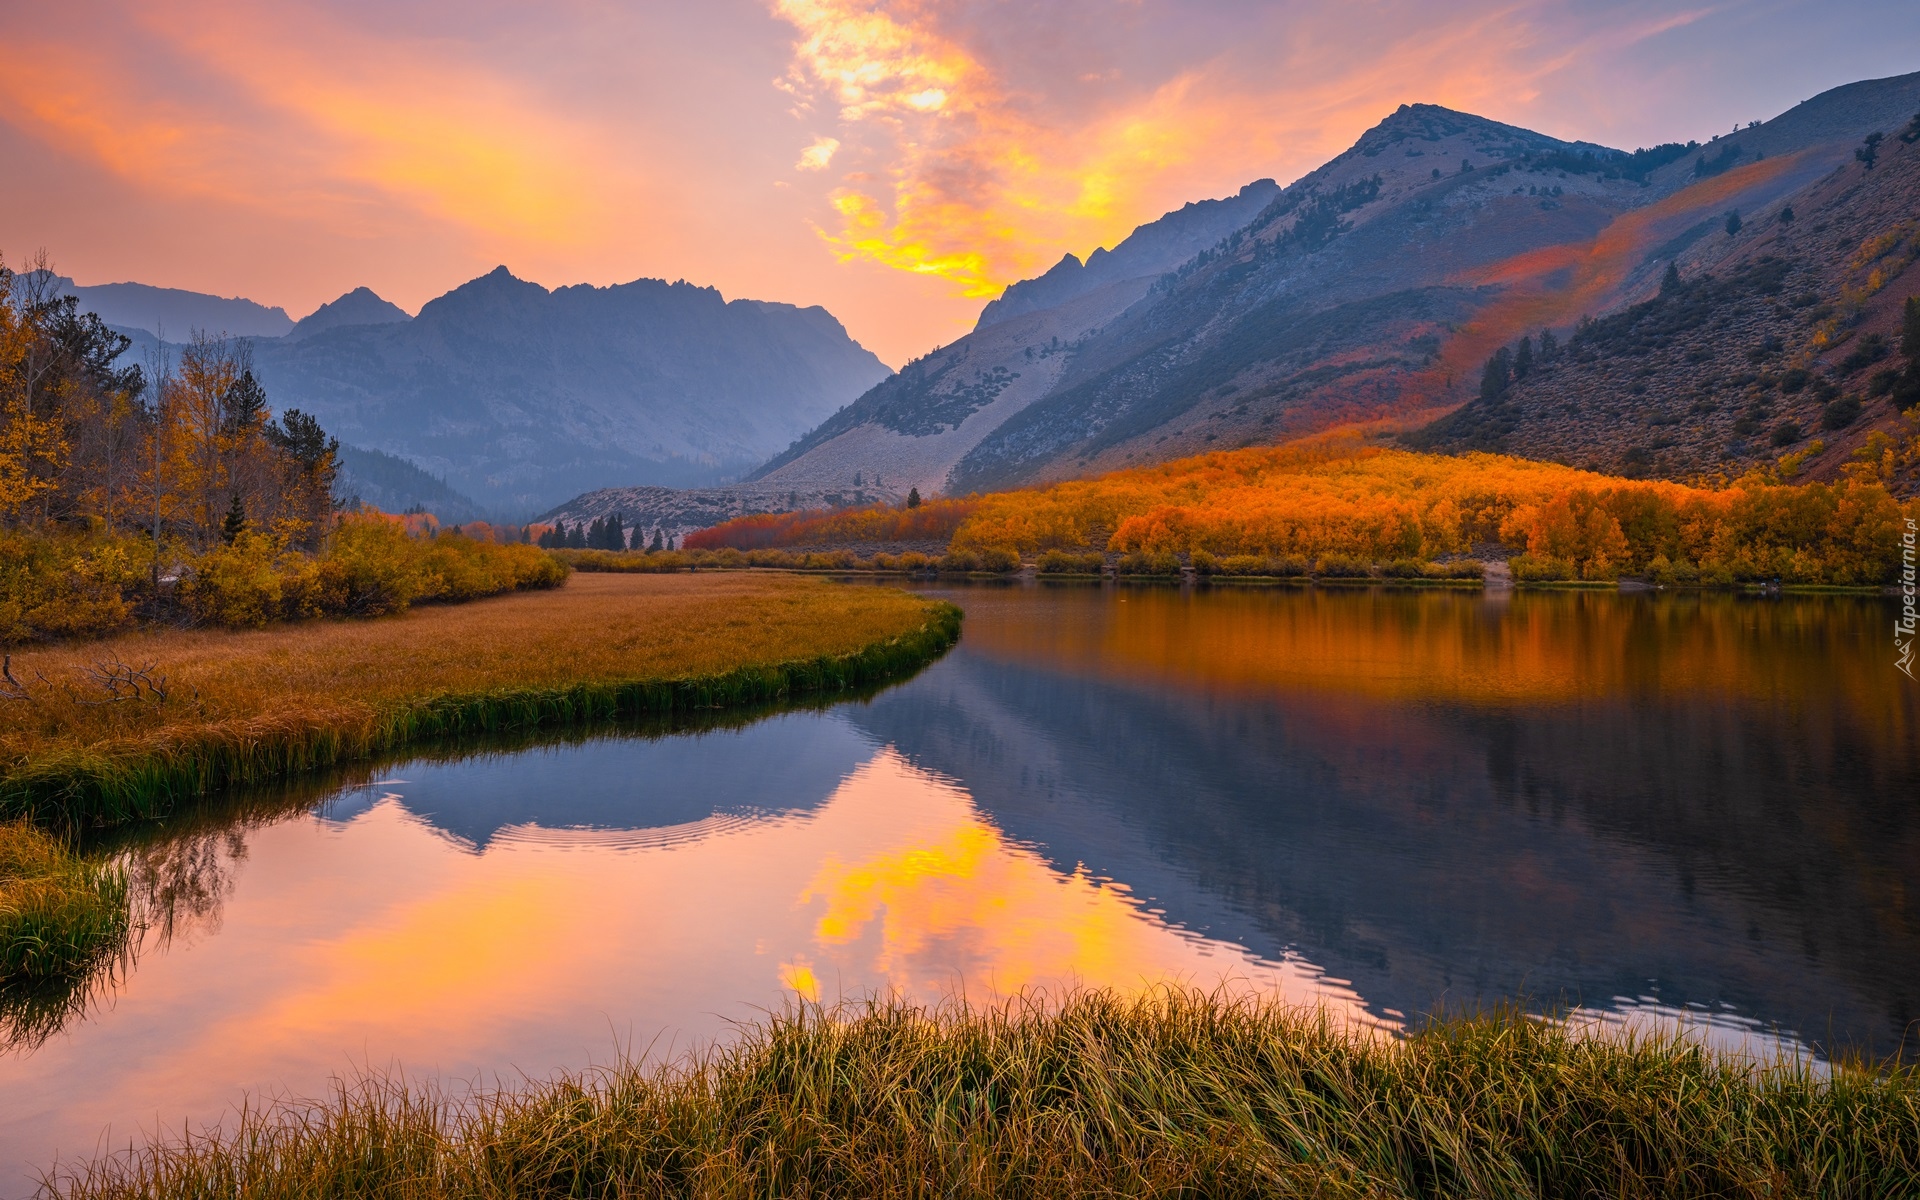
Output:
[
  {"xmin": 0, "ymin": 822, "xmax": 127, "ymax": 982},
  {"xmin": 0, "ymin": 574, "xmax": 959, "ymax": 831},
  {"xmin": 45, "ymin": 990, "xmax": 1918, "ymax": 1199}
]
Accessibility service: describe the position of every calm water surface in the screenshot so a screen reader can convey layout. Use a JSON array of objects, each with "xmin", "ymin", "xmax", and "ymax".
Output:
[{"xmin": 1, "ymin": 583, "xmax": 1916, "ymax": 1188}]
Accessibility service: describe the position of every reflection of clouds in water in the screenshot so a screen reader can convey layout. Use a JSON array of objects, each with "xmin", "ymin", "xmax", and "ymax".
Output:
[{"xmin": 789, "ymin": 749, "xmax": 1387, "ymax": 1024}]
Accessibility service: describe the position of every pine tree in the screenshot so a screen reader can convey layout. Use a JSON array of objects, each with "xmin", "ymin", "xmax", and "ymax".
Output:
[
  {"xmin": 1661, "ymin": 261, "xmax": 1683, "ymax": 295},
  {"xmin": 222, "ymin": 370, "xmax": 268, "ymax": 433},
  {"xmin": 650, "ymin": 528, "xmax": 664, "ymax": 552},
  {"xmin": 1778, "ymin": 206, "xmax": 1795, "ymax": 227},
  {"xmin": 1512, "ymin": 335, "xmax": 1534, "ymax": 382},
  {"xmin": 568, "ymin": 522, "xmax": 587, "ymax": 549},
  {"xmin": 1724, "ymin": 211, "xmax": 1742, "ymax": 236},
  {"xmin": 221, "ymin": 493, "xmax": 247, "ymax": 544},
  {"xmin": 607, "ymin": 513, "xmax": 624, "ymax": 550},
  {"xmin": 1894, "ymin": 296, "xmax": 1920, "ymax": 412},
  {"xmin": 1856, "ymin": 131, "xmax": 1883, "ymax": 170},
  {"xmin": 907, "ymin": 487, "xmax": 922, "ymax": 509},
  {"xmin": 1479, "ymin": 348, "xmax": 1512, "ymax": 403},
  {"xmin": 1538, "ymin": 329, "xmax": 1560, "ymax": 362}
]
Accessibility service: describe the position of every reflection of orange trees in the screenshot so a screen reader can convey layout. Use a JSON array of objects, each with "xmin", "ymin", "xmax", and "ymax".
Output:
[
  {"xmin": 967, "ymin": 586, "xmax": 1912, "ymax": 718},
  {"xmin": 950, "ymin": 438, "xmax": 1915, "ymax": 584},
  {"xmin": 686, "ymin": 499, "xmax": 979, "ymax": 550}
]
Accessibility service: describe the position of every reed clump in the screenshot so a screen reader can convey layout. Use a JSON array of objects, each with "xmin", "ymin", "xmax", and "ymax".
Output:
[
  {"xmin": 0, "ymin": 821, "xmax": 128, "ymax": 982},
  {"xmin": 44, "ymin": 990, "xmax": 1919, "ymax": 1199},
  {"xmin": 0, "ymin": 574, "xmax": 959, "ymax": 830}
]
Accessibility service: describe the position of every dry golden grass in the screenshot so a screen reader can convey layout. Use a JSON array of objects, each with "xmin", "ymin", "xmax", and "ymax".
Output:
[{"xmin": 0, "ymin": 574, "xmax": 958, "ymax": 828}]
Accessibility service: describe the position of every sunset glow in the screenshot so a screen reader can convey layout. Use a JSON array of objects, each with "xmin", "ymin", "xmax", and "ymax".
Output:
[{"xmin": 1, "ymin": 1, "xmax": 1915, "ymax": 363}]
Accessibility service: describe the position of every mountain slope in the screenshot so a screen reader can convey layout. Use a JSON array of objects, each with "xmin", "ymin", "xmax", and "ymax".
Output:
[
  {"xmin": 44, "ymin": 275, "xmax": 293, "ymax": 338},
  {"xmin": 756, "ymin": 71, "xmax": 1920, "ymax": 497},
  {"xmin": 748, "ymin": 182, "xmax": 1282, "ymax": 495},
  {"xmin": 248, "ymin": 268, "xmax": 892, "ymax": 512},
  {"xmin": 1410, "ymin": 104, "xmax": 1920, "ymax": 485},
  {"xmin": 973, "ymin": 180, "xmax": 1280, "ymax": 329}
]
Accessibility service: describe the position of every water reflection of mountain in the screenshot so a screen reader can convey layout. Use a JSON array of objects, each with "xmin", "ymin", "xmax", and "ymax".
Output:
[
  {"xmin": 852, "ymin": 645, "xmax": 1920, "ymax": 1057},
  {"xmin": 319, "ymin": 714, "xmax": 877, "ymax": 850}
]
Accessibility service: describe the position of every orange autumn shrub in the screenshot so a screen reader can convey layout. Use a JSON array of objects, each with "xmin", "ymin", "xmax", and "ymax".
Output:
[
  {"xmin": 949, "ymin": 438, "xmax": 1915, "ymax": 585},
  {"xmin": 685, "ymin": 498, "xmax": 980, "ymax": 550}
]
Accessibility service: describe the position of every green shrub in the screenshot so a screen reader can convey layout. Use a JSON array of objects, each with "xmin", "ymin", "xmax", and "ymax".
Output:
[
  {"xmin": 1510, "ymin": 554, "xmax": 1574, "ymax": 582},
  {"xmin": 1646, "ymin": 554, "xmax": 1702, "ymax": 585},
  {"xmin": 1313, "ymin": 554, "xmax": 1371, "ymax": 579},
  {"xmin": 1821, "ymin": 396, "xmax": 1862, "ymax": 429},
  {"xmin": 1216, "ymin": 554, "xmax": 1267, "ymax": 576},
  {"xmin": 937, "ymin": 549, "xmax": 981, "ymax": 573},
  {"xmin": 1380, "ymin": 558, "xmax": 1427, "ymax": 578},
  {"xmin": 973, "ymin": 546, "xmax": 1021, "ymax": 573},
  {"xmin": 1426, "ymin": 559, "xmax": 1485, "ymax": 580},
  {"xmin": 1038, "ymin": 550, "xmax": 1105, "ymax": 575},
  {"xmin": 1116, "ymin": 551, "xmax": 1180, "ymax": 576}
]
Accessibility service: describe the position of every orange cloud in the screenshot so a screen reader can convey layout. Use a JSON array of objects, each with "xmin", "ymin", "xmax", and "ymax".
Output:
[
  {"xmin": 0, "ymin": 1, "xmax": 640, "ymax": 249},
  {"xmin": 769, "ymin": 1, "xmax": 1653, "ymax": 301}
]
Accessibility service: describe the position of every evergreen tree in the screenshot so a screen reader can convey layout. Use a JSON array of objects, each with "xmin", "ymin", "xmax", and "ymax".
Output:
[
  {"xmin": 650, "ymin": 528, "xmax": 664, "ymax": 552},
  {"xmin": 265, "ymin": 409, "xmax": 340, "ymax": 478},
  {"xmin": 1538, "ymin": 329, "xmax": 1560, "ymax": 362},
  {"xmin": 221, "ymin": 493, "xmax": 247, "ymax": 544},
  {"xmin": 1512, "ymin": 335, "xmax": 1534, "ymax": 382},
  {"xmin": 1478, "ymin": 348, "xmax": 1512, "ymax": 403},
  {"xmin": 221, "ymin": 370, "xmax": 268, "ymax": 433},
  {"xmin": 1778, "ymin": 206, "xmax": 1795, "ymax": 227},
  {"xmin": 1661, "ymin": 261, "xmax": 1683, "ymax": 295},
  {"xmin": 1895, "ymin": 296, "xmax": 1920, "ymax": 412},
  {"xmin": 607, "ymin": 513, "xmax": 624, "ymax": 550},
  {"xmin": 907, "ymin": 487, "xmax": 922, "ymax": 509},
  {"xmin": 568, "ymin": 522, "xmax": 587, "ymax": 549},
  {"xmin": 1724, "ymin": 211, "xmax": 1742, "ymax": 236},
  {"xmin": 1856, "ymin": 131, "xmax": 1883, "ymax": 170},
  {"xmin": 666, "ymin": 533, "xmax": 676, "ymax": 551}
]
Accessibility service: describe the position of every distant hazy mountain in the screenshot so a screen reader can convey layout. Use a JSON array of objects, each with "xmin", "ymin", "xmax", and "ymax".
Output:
[
  {"xmin": 289, "ymin": 287, "xmax": 411, "ymax": 340},
  {"xmin": 333, "ymin": 445, "xmax": 483, "ymax": 523},
  {"xmin": 44, "ymin": 275, "xmax": 294, "ymax": 339},
  {"xmin": 238, "ymin": 268, "xmax": 891, "ymax": 513},
  {"xmin": 757, "ymin": 71, "xmax": 1920, "ymax": 495}
]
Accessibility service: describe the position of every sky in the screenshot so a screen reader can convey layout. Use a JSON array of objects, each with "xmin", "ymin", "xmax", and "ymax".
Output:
[{"xmin": 2, "ymin": 1, "xmax": 1916, "ymax": 366}]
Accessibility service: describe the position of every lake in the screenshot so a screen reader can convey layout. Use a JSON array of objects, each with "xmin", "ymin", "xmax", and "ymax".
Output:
[{"xmin": 2, "ymin": 582, "xmax": 1915, "ymax": 1190}]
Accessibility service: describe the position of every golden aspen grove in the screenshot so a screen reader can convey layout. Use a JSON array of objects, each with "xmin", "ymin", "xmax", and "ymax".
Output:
[{"xmin": 0, "ymin": 258, "xmax": 563, "ymax": 643}]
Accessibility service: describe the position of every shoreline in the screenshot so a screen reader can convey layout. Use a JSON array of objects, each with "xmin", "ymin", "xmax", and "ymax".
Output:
[{"xmin": 0, "ymin": 576, "xmax": 961, "ymax": 832}]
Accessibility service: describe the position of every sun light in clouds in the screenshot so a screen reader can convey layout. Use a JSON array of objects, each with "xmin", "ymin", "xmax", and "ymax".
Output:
[{"xmin": 771, "ymin": 0, "xmax": 1223, "ymax": 299}]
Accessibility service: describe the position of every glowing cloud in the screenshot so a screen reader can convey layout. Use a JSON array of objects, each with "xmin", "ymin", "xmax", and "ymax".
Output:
[{"xmin": 797, "ymin": 135, "xmax": 841, "ymax": 171}]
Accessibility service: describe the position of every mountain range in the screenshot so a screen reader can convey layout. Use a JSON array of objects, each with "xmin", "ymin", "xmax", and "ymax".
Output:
[
  {"xmin": 49, "ymin": 67, "xmax": 1920, "ymax": 524},
  {"xmin": 746, "ymin": 70, "xmax": 1920, "ymax": 498},
  {"xmin": 78, "ymin": 269, "xmax": 892, "ymax": 515}
]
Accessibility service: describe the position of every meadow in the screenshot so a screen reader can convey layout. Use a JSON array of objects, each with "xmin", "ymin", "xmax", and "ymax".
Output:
[
  {"xmin": 0, "ymin": 573, "xmax": 960, "ymax": 831},
  {"xmin": 43, "ymin": 990, "xmax": 1919, "ymax": 1200}
]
